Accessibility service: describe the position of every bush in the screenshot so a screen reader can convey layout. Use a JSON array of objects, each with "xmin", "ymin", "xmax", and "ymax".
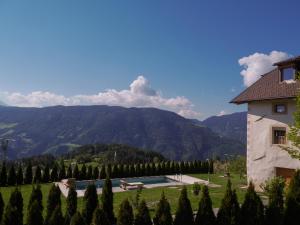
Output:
[{"xmin": 192, "ymin": 182, "xmax": 201, "ymax": 196}]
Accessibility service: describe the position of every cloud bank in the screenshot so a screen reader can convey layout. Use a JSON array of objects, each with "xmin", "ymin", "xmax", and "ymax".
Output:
[
  {"xmin": 0, "ymin": 76, "xmax": 201, "ymax": 119},
  {"xmin": 239, "ymin": 51, "xmax": 290, "ymax": 87}
]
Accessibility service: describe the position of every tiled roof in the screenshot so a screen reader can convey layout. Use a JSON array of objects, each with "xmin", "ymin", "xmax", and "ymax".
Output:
[{"xmin": 230, "ymin": 69, "xmax": 300, "ymax": 104}]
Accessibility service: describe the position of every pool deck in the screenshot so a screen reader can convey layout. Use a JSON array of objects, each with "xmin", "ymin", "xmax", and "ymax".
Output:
[{"xmin": 57, "ymin": 174, "xmax": 207, "ymax": 197}]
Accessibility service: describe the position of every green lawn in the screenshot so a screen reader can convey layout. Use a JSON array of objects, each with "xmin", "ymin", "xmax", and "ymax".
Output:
[{"xmin": 0, "ymin": 173, "xmax": 249, "ymax": 221}]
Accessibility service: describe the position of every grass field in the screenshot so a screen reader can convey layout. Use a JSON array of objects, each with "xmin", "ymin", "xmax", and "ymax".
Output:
[{"xmin": 0, "ymin": 173, "xmax": 249, "ymax": 221}]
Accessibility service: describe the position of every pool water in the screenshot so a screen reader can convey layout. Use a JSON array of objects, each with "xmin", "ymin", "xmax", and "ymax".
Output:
[{"xmin": 75, "ymin": 176, "xmax": 177, "ymax": 190}]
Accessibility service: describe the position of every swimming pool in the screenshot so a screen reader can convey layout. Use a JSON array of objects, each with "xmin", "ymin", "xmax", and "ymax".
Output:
[{"xmin": 75, "ymin": 176, "xmax": 178, "ymax": 190}]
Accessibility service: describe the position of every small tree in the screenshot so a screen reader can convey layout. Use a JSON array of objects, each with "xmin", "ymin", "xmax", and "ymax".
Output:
[
  {"xmin": 65, "ymin": 186, "xmax": 77, "ymax": 225},
  {"xmin": 70, "ymin": 212, "xmax": 86, "ymax": 225},
  {"xmin": 33, "ymin": 166, "xmax": 42, "ymax": 183},
  {"xmin": 66, "ymin": 165, "xmax": 73, "ymax": 178},
  {"xmin": 174, "ymin": 186, "xmax": 194, "ymax": 225},
  {"xmin": 9, "ymin": 188, "xmax": 23, "ymax": 224},
  {"xmin": 49, "ymin": 205, "xmax": 64, "ymax": 225},
  {"xmin": 264, "ymin": 177, "xmax": 285, "ymax": 225},
  {"xmin": 2, "ymin": 204, "xmax": 20, "ymax": 225},
  {"xmin": 82, "ymin": 184, "xmax": 98, "ymax": 225},
  {"xmin": 283, "ymin": 170, "xmax": 300, "ymax": 225},
  {"xmin": 240, "ymin": 182, "xmax": 264, "ymax": 225},
  {"xmin": 100, "ymin": 165, "xmax": 106, "ymax": 179},
  {"xmin": 80, "ymin": 164, "xmax": 87, "ymax": 180},
  {"xmin": 93, "ymin": 167, "xmax": 99, "ymax": 179},
  {"xmin": 92, "ymin": 207, "xmax": 110, "ymax": 225},
  {"xmin": 73, "ymin": 164, "xmax": 80, "ymax": 180},
  {"xmin": 153, "ymin": 192, "xmax": 173, "ymax": 225},
  {"xmin": 87, "ymin": 165, "xmax": 93, "ymax": 180},
  {"xmin": 117, "ymin": 199, "xmax": 134, "ymax": 225},
  {"xmin": 134, "ymin": 200, "xmax": 152, "ymax": 225},
  {"xmin": 16, "ymin": 165, "xmax": 23, "ymax": 185},
  {"xmin": 281, "ymin": 91, "xmax": 300, "ymax": 158},
  {"xmin": 27, "ymin": 200, "xmax": 44, "ymax": 225},
  {"xmin": 45, "ymin": 184, "xmax": 61, "ymax": 224},
  {"xmin": 7, "ymin": 165, "xmax": 16, "ymax": 186},
  {"xmin": 43, "ymin": 165, "xmax": 50, "ymax": 183},
  {"xmin": 25, "ymin": 162, "xmax": 33, "ymax": 184},
  {"xmin": 28, "ymin": 184, "xmax": 43, "ymax": 211},
  {"xmin": 0, "ymin": 192, "xmax": 5, "ymax": 223},
  {"xmin": 217, "ymin": 179, "xmax": 241, "ymax": 225},
  {"xmin": 0, "ymin": 162, "xmax": 7, "ymax": 186},
  {"xmin": 195, "ymin": 185, "xmax": 216, "ymax": 225},
  {"xmin": 101, "ymin": 177, "xmax": 115, "ymax": 224},
  {"xmin": 50, "ymin": 165, "xmax": 58, "ymax": 182}
]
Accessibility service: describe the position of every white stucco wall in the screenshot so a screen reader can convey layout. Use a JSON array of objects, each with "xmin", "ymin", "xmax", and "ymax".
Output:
[{"xmin": 247, "ymin": 99, "xmax": 300, "ymax": 190}]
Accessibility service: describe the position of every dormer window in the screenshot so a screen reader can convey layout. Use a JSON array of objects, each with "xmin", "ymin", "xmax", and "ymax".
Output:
[{"xmin": 281, "ymin": 67, "xmax": 295, "ymax": 81}]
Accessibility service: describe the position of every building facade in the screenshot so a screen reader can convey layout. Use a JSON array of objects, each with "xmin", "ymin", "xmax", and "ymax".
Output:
[{"xmin": 231, "ymin": 56, "xmax": 300, "ymax": 190}]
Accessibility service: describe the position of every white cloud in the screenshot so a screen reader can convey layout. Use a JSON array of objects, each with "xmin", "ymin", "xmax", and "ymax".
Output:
[
  {"xmin": 238, "ymin": 51, "xmax": 290, "ymax": 87},
  {"xmin": 217, "ymin": 110, "xmax": 227, "ymax": 116},
  {"xmin": 0, "ymin": 76, "xmax": 202, "ymax": 119}
]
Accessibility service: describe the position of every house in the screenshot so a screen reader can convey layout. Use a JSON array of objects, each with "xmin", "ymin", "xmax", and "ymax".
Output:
[{"xmin": 231, "ymin": 56, "xmax": 300, "ymax": 190}]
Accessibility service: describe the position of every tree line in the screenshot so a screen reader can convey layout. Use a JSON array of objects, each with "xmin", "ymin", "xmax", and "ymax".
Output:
[
  {"xmin": 0, "ymin": 160, "xmax": 213, "ymax": 186},
  {"xmin": 0, "ymin": 170, "xmax": 300, "ymax": 225}
]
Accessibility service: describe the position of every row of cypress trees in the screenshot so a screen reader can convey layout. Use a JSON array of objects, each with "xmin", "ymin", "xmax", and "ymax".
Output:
[
  {"xmin": 0, "ymin": 160, "xmax": 213, "ymax": 186},
  {"xmin": 0, "ymin": 170, "xmax": 300, "ymax": 225}
]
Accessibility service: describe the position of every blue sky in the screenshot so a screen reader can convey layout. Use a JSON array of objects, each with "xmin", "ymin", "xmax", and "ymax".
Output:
[{"xmin": 0, "ymin": 0, "xmax": 299, "ymax": 119}]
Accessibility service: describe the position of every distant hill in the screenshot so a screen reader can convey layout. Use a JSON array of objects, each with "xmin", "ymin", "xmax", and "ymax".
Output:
[
  {"xmin": 0, "ymin": 105, "xmax": 245, "ymax": 160},
  {"xmin": 201, "ymin": 112, "xmax": 247, "ymax": 145},
  {"xmin": 64, "ymin": 143, "xmax": 166, "ymax": 164}
]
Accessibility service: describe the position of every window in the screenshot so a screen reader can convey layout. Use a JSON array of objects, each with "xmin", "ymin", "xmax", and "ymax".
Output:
[
  {"xmin": 281, "ymin": 67, "xmax": 295, "ymax": 81},
  {"xmin": 272, "ymin": 128, "xmax": 286, "ymax": 144},
  {"xmin": 273, "ymin": 103, "xmax": 287, "ymax": 114}
]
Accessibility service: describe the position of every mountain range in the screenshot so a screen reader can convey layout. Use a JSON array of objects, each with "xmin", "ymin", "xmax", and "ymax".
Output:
[{"xmin": 0, "ymin": 105, "xmax": 246, "ymax": 160}]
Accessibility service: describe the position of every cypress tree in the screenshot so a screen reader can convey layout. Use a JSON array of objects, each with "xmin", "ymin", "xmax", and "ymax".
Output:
[
  {"xmin": 65, "ymin": 186, "xmax": 77, "ymax": 225},
  {"xmin": 195, "ymin": 185, "xmax": 216, "ymax": 225},
  {"xmin": 82, "ymin": 184, "xmax": 98, "ymax": 225},
  {"xmin": 93, "ymin": 166, "xmax": 99, "ymax": 179},
  {"xmin": 0, "ymin": 192, "xmax": 4, "ymax": 223},
  {"xmin": 92, "ymin": 207, "xmax": 110, "ymax": 225},
  {"xmin": 9, "ymin": 188, "xmax": 23, "ymax": 224},
  {"xmin": 240, "ymin": 182, "xmax": 264, "ymax": 225},
  {"xmin": 66, "ymin": 165, "xmax": 73, "ymax": 178},
  {"xmin": 2, "ymin": 204, "xmax": 20, "ymax": 225},
  {"xmin": 7, "ymin": 188, "xmax": 23, "ymax": 224},
  {"xmin": 33, "ymin": 166, "xmax": 42, "ymax": 183},
  {"xmin": 119, "ymin": 164, "xmax": 124, "ymax": 178},
  {"xmin": 100, "ymin": 165, "xmax": 106, "ymax": 179},
  {"xmin": 16, "ymin": 165, "xmax": 23, "ymax": 185},
  {"xmin": 58, "ymin": 165, "xmax": 66, "ymax": 181},
  {"xmin": 25, "ymin": 162, "xmax": 33, "ymax": 184},
  {"xmin": 73, "ymin": 164, "xmax": 80, "ymax": 180},
  {"xmin": 45, "ymin": 184, "xmax": 61, "ymax": 224},
  {"xmin": 174, "ymin": 186, "xmax": 194, "ymax": 225},
  {"xmin": 80, "ymin": 164, "xmax": 87, "ymax": 180},
  {"xmin": 283, "ymin": 170, "xmax": 300, "ymax": 225},
  {"xmin": 0, "ymin": 162, "xmax": 7, "ymax": 186},
  {"xmin": 26, "ymin": 200, "xmax": 44, "ymax": 225},
  {"xmin": 217, "ymin": 180, "xmax": 241, "ymax": 225},
  {"xmin": 49, "ymin": 206, "xmax": 64, "ymax": 225},
  {"xmin": 28, "ymin": 184, "xmax": 43, "ymax": 211},
  {"xmin": 43, "ymin": 165, "xmax": 50, "ymax": 183},
  {"xmin": 101, "ymin": 177, "xmax": 115, "ymax": 224},
  {"xmin": 265, "ymin": 177, "xmax": 284, "ymax": 225},
  {"xmin": 70, "ymin": 212, "xmax": 86, "ymax": 225},
  {"xmin": 153, "ymin": 192, "xmax": 173, "ymax": 225},
  {"xmin": 134, "ymin": 200, "xmax": 152, "ymax": 225},
  {"xmin": 7, "ymin": 165, "xmax": 16, "ymax": 186},
  {"xmin": 50, "ymin": 165, "xmax": 58, "ymax": 182},
  {"xmin": 87, "ymin": 165, "xmax": 93, "ymax": 180},
  {"xmin": 106, "ymin": 164, "xmax": 112, "ymax": 178},
  {"xmin": 117, "ymin": 199, "xmax": 134, "ymax": 225}
]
